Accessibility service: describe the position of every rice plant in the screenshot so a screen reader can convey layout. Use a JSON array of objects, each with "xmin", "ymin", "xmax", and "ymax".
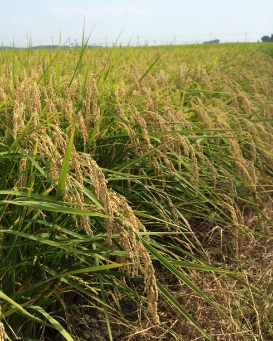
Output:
[{"xmin": 0, "ymin": 41, "xmax": 272, "ymax": 340}]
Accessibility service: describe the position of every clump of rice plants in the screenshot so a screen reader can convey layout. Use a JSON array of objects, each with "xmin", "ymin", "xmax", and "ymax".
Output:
[{"xmin": 0, "ymin": 41, "xmax": 273, "ymax": 340}]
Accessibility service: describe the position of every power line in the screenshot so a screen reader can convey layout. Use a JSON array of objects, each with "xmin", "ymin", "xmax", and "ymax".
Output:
[{"xmin": 0, "ymin": 32, "xmax": 268, "ymax": 47}]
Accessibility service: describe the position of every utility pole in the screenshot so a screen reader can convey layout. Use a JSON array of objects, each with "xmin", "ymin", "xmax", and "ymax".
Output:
[
  {"xmin": 51, "ymin": 36, "xmax": 53, "ymax": 48},
  {"xmin": 245, "ymin": 32, "xmax": 247, "ymax": 42},
  {"xmin": 59, "ymin": 31, "xmax": 61, "ymax": 47},
  {"xmin": 27, "ymin": 35, "xmax": 28, "ymax": 47}
]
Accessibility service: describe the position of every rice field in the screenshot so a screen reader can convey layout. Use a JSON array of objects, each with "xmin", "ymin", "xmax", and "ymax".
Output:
[{"xmin": 0, "ymin": 41, "xmax": 273, "ymax": 341}]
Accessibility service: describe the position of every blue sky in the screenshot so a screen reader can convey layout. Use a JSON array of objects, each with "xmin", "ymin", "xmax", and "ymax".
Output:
[{"xmin": 0, "ymin": 0, "xmax": 272, "ymax": 47}]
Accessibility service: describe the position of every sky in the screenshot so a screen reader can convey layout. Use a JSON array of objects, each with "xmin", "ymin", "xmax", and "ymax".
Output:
[{"xmin": 0, "ymin": 0, "xmax": 272, "ymax": 47}]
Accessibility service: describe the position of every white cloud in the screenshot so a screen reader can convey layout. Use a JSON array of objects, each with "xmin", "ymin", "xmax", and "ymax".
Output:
[
  {"xmin": 51, "ymin": 6, "xmax": 86, "ymax": 17},
  {"xmin": 8, "ymin": 16, "xmax": 34, "ymax": 26},
  {"xmin": 50, "ymin": 6, "xmax": 142, "ymax": 19},
  {"xmin": 100, "ymin": 6, "xmax": 142, "ymax": 17}
]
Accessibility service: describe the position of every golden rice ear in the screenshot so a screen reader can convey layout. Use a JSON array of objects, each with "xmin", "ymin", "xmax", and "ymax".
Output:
[
  {"xmin": 90, "ymin": 74, "xmax": 101, "ymax": 125},
  {"xmin": 0, "ymin": 322, "xmax": 8, "ymax": 341},
  {"xmin": 0, "ymin": 308, "xmax": 7, "ymax": 341},
  {"xmin": 12, "ymin": 100, "xmax": 25, "ymax": 139},
  {"xmin": 12, "ymin": 92, "xmax": 160, "ymax": 322},
  {"xmin": 192, "ymin": 98, "xmax": 214, "ymax": 129},
  {"xmin": 74, "ymin": 154, "xmax": 160, "ymax": 322},
  {"xmin": 195, "ymin": 139, "xmax": 217, "ymax": 188},
  {"xmin": 16, "ymin": 157, "xmax": 28, "ymax": 188}
]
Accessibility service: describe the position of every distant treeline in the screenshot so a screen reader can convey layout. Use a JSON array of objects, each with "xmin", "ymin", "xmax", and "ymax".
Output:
[
  {"xmin": 203, "ymin": 39, "xmax": 220, "ymax": 44},
  {"xmin": 261, "ymin": 34, "xmax": 273, "ymax": 42}
]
